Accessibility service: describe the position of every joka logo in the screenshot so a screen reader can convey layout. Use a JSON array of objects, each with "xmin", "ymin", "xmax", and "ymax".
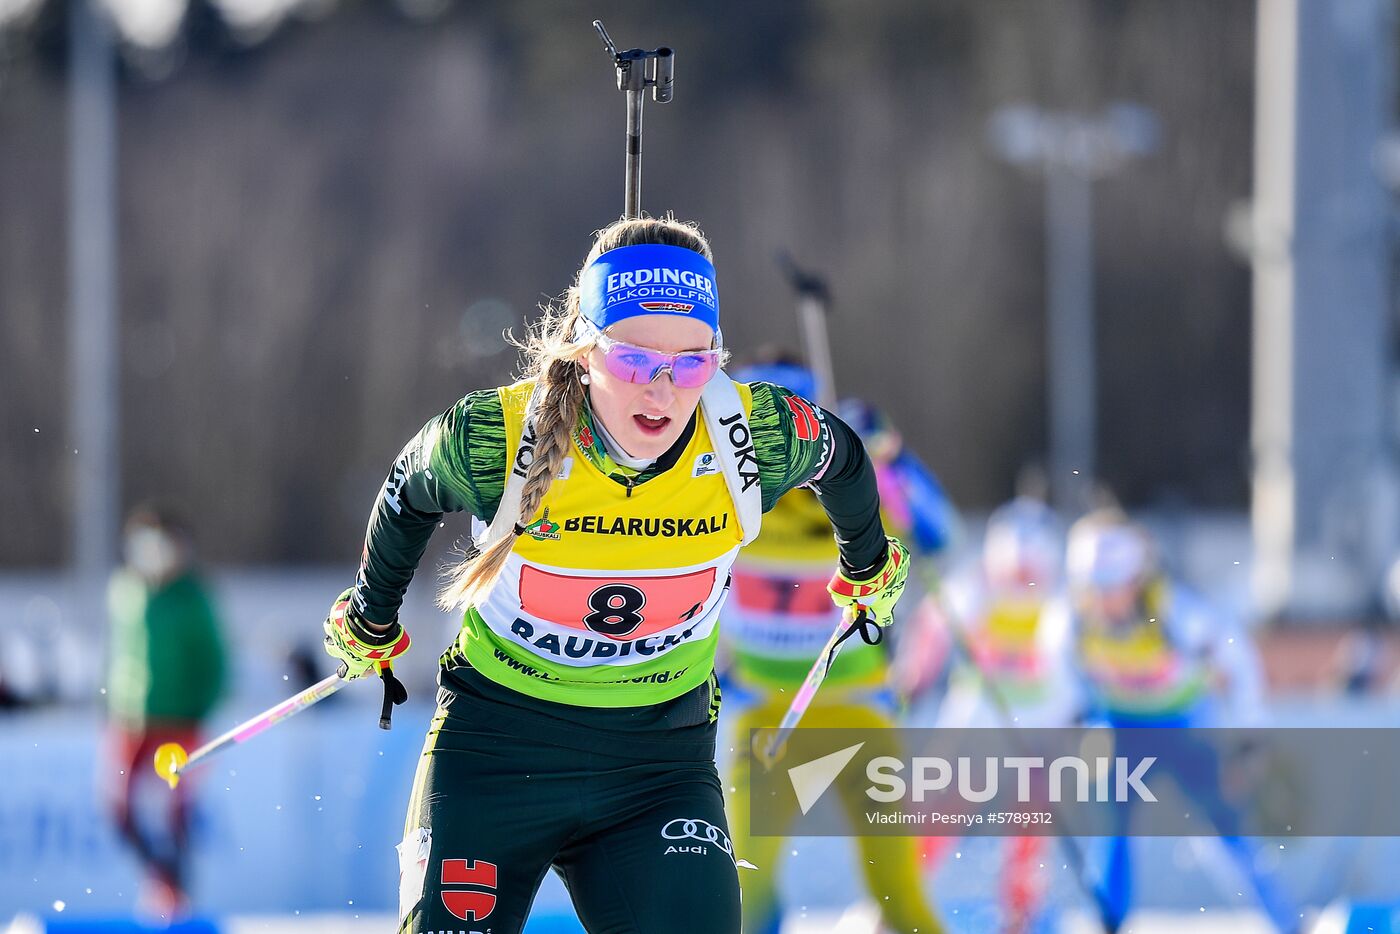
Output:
[
  {"xmin": 693, "ymin": 452, "xmax": 720, "ymax": 477},
  {"xmin": 639, "ymin": 301, "xmax": 697, "ymax": 313},
  {"xmin": 717, "ymin": 412, "xmax": 761, "ymax": 493},
  {"xmin": 439, "ymin": 859, "xmax": 497, "ymax": 922},
  {"xmin": 522, "ymin": 507, "xmax": 562, "ymax": 542},
  {"xmin": 784, "ymin": 395, "xmax": 822, "ymax": 443},
  {"xmin": 512, "ymin": 421, "xmax": 538, "ymax": 480}
]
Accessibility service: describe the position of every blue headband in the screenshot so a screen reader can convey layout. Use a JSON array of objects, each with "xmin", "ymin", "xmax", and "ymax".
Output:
[{"xmin": 579, "ymin": 243, "xmax": 720, "ymax": 332}]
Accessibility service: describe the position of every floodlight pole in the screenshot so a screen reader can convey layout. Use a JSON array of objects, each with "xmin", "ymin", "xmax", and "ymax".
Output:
[
  {"xmin": 68, "ymin": 0, "xmax": 119, "ymax": 592},
  {"xmin": 989, "ymin": 105, "xmax": 1158, "ymax": 515},
  {"xmin": 1044, "ymin": 160, "xmax": 1096, "ymax": 516}
]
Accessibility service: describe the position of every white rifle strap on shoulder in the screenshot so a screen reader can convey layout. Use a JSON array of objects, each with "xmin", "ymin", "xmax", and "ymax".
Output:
[
  {"xmin": 477, "ymin": 381, "xmax": 549, "ymax": 552},
  {"xmin": 700, "ymin": 371, "xmax": 763, "ymax": 546}
]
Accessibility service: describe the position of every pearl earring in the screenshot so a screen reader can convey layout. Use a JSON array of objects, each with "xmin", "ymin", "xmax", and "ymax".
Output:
[{"xmin": 579, "ymin": 371, "xmax": 591, "ymax": 386}]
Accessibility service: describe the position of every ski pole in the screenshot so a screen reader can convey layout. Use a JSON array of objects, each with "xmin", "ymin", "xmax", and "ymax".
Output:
[
  {"xmin": 593, "ymin": 20, "xmax": 674, "ymax": 220},
  {"xmin": 758, "ymin": 608, "xmax": 880, "ymax": 767},
  {"xmin": 152, "ymin": 670, "xmax": 351, "ymax": 789}
]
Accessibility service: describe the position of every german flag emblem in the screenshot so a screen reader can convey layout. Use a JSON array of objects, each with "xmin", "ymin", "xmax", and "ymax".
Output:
[{"xmin": 784, "ymin": 395, "xmax": 821, "ymax": 442}]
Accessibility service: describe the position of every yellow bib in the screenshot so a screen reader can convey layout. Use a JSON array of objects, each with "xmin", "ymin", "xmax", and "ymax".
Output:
[
  {"xmin": 726, "ymin": 488, "xmax": 885, "ymax": 691},
  {"xmin": 471, "ymin": 381, "xmax": 747, "ymax": 685}
]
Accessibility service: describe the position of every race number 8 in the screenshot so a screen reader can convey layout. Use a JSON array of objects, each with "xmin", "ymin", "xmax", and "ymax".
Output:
[
  {"xmin": 517, "ymin": 566, "xmax": 718, "ymax": 640},
  {"xmin": 584, "ymin": 583, "xmax": 648, "ymax": 637}
]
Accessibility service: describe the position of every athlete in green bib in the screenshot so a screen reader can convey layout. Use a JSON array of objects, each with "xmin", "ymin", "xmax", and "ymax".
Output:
[{"xmin": 320, "ymin": 216, "xmax": 913, "ymax": 934}]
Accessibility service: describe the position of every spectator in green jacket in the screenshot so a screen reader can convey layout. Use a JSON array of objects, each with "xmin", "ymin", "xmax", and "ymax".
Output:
[{"xmin": 105, "ymin": 504, "xmax": 226, "ymax": 917}]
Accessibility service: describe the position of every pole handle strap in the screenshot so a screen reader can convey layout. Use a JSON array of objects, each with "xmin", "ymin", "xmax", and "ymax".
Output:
[
  {"xmin": 378, "ymin": 665, "xmax": 409, "ymax": 731},
  {"xmin": 823, "ymin": 609, "xmax": 881, "ymax": 675}
]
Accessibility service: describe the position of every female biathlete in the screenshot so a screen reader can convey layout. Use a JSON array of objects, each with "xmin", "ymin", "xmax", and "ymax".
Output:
[{"xmin": 318, "ymin": 216, "xmax": 911, "ymax": 933}]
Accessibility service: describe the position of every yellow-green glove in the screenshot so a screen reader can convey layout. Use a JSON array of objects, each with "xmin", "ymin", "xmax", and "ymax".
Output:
[
  {"xmin": 826, "ymin": 537, "xmax": 911, "ymax": 628},
  {"xmin": 322, "ymin": 587, "xmax": 411, "ymax": 680}
]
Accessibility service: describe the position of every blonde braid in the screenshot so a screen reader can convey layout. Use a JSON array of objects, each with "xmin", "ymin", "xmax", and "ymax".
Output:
[
  {"xmin": 515, "ymin": 359, "xmax": 584, "ymax": 525},
  {"xmin": 438, "ymin": 360, "xmax": 585, "ymax": 610}
]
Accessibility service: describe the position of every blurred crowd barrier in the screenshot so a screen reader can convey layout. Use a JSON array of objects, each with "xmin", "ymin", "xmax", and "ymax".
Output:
[{"xmin": 4, "ymin": 694, "xmax": 1400, "ymax": 923}]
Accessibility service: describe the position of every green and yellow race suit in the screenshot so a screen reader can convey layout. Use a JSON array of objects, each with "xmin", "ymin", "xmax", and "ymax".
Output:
[{"xmin": 368, "ymin": 376, "xmax": 891, "ymax": 933}]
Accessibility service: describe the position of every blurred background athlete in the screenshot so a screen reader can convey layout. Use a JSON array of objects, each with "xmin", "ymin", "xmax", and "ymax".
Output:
[
  {"xmin": 1046, "ymin": 508, "xmax": 1293, "ymax": 933},
  {"xmin": 930, "ymin": 491, "xmax": 1077, "ymax": 933},
  {"xmin": 721, "ymin": 355, "xmax": 956, "ymax": 934},
  {"xmin": 105, "ymin": 505, "xmax": 226, "ymax": 917}
]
